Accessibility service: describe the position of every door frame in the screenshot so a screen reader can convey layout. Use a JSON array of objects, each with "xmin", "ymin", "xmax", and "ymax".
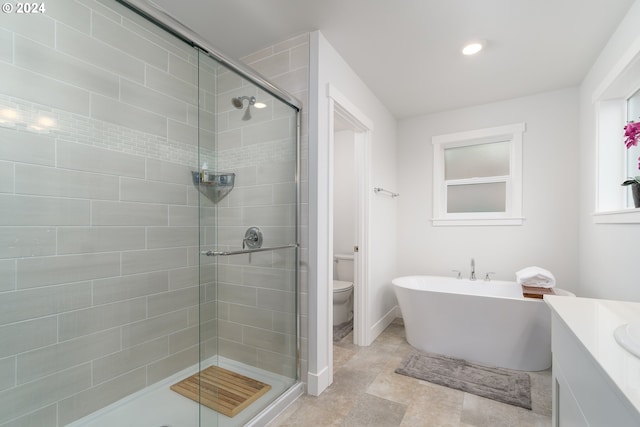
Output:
[{"xmin": 327, "ymin": 84, "xmax": 373, "ymax": 384}]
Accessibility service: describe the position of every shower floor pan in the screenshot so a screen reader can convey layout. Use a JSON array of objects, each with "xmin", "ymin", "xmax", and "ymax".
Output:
[{"xmin": 69, "ymin": 357, "xmax": 291, "ymax": 427}]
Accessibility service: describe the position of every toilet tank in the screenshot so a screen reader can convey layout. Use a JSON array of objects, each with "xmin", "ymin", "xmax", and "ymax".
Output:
[{"xmin": 334, "ymin": 254, "xmax": 354, "ymax": 282}]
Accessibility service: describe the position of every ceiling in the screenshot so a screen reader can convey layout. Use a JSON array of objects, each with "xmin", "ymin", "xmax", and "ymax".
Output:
[{"xmin": 149, "ymin": 0, "xmax": 635, "ymax": 119}]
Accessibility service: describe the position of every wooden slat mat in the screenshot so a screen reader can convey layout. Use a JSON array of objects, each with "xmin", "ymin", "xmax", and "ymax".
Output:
[
  {"xmin": 170, "ymin": 365, "xmax": 271, "ymax": 417},
  {"xmin": 522, "ymin": 285, "xmax": 555, "ymax": 299}
]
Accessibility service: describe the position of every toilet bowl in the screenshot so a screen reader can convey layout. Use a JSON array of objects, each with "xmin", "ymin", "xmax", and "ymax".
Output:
[
  {"xmin": 333, "ymin": 280, "xmax": 353, "ymax": 325},
  {"xmin": 333, "ymin": 254, "xmax": 354, "ymax": 326}
]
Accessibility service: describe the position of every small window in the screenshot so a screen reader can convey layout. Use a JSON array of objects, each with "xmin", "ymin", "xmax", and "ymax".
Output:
[{"xmin": 432, "ymin": 123, "xmax": 525, "ymax": 226}]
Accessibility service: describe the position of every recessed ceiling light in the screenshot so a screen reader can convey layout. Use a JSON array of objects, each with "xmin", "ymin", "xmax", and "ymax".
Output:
[{"xmin": 462, "ymin": 41, "xmax": 484, "ymax": 56}]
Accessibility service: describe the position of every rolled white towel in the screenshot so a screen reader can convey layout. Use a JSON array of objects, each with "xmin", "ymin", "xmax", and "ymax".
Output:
[{"xmin": 516, "ymin": 266, "xmax": 556, "ymax": 288}]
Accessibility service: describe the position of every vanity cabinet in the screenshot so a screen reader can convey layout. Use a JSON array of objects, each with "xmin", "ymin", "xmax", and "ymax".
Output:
[{"xmin": 546, "ymin": 296, "xmax": 640, "ymax": 427}]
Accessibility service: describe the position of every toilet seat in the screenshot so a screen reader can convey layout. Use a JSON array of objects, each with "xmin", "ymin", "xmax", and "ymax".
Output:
[{"xmin": 333, "ymin": 280, "xmax": 353, "ymax": 292}]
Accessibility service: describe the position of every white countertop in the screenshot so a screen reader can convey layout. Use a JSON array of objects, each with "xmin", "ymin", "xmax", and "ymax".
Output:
[{"xmin": 545, "ymin": 295, "xmax": 640, "ymax": 415}]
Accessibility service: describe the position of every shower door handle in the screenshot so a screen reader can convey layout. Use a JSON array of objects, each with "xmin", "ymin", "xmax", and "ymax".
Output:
[{"xmin": 201, "ymin": 243, "xmax": 298, "ymax": 256}]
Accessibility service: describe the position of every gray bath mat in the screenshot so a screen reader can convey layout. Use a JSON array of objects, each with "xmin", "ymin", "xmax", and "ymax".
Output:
[
  {"xmin": 333, "ymin": 320, "xmax": 353, "ymax": 342},
  {"xmin": 395, "ymin": 349, "xmax": 531, "ymax": 410}
]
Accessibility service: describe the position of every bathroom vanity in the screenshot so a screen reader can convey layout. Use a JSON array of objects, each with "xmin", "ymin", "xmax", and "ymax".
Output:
[{"xmin": 545, "ymin": 295, "xmax": 640, "ymax": 427}]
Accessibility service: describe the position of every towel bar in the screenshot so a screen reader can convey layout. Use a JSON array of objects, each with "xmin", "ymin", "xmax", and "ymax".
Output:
[
  {"xmin": 373, "ymin": 187, "xmax": 399, "ymax": 198},
  {"xmin": 201, "ymin": 243, "xmax": 298, "ymax": 256}
]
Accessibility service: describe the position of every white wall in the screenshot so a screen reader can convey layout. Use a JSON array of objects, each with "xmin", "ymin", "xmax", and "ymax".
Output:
[
  {"xmin": 333, "ymin": 130, "xmax": 356, "ymax": 256},
  {"xmin": 397, "ymin": 88, "xmax": 580, "ymax": 292},
  {"xmin": 308, "ymin": 31, "xmax": 398, "ymax": 394},
  {"xmin": 578, "ymin": 0, "xmax": 640, "ymax": 302}
]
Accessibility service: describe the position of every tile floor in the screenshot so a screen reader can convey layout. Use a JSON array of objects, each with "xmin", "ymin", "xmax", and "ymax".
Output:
[{"xmin": 268, "ymin": 319, "xmax": 552, "ymax": 426}]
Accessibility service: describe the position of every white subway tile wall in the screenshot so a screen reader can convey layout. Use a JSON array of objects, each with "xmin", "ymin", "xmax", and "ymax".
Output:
[{"xmin": 0, "ymin": 0, "xmax": 305, "ymax": 425}]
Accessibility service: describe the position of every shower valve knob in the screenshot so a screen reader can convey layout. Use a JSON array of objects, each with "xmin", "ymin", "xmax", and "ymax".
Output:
[{"xmin": 243, "ymin": 226, "xmax": 263, "ymax": 250}]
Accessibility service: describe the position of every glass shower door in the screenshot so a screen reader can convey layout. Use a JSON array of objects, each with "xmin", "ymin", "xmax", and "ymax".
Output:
[{"xmin": 197, "ymin": 51, "xmax": 299, "ymax": 427}]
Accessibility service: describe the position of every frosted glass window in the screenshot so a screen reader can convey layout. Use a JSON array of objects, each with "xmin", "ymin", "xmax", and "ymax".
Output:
[
  {"xmin": 447, "ymin": 182, "xmax": 506, "ymax": 213},
  {"xmin": 432, "ymin": 123, "xmax": 524, "ymax": 226},
  {"xmin": 444, "ymin": 141, "xmax": 510, "ymax": 180}
]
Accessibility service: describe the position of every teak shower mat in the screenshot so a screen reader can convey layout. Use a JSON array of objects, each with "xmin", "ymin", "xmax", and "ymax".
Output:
[
  {"xmin": 170, "ymin": 365, "xmax": 271, "ymax": 417},
  {"xmin": 522, "ymin": 285, "xmax": 555, "ymax": 299},
  {"xmin": 395, "ymin": 349, "xmax": 532, "ymax": 410}
]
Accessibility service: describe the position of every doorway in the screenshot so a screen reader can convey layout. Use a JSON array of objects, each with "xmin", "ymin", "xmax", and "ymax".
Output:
[
  {"xmin": 327, "ymin": 85, "xmax": 373, "ymax": 383},
  {"xmin": 332, "ymin": 117, "xmax": 357, "ymax": 343}
]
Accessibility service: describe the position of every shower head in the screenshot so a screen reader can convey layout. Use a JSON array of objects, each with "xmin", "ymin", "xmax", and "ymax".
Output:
[
  {"xmin": 231, "ymin": 96, "xmax": 257, "ymax": 121},
  {"xmin": 231, "ymin": 96, "xmax": 256, "ymax": 109},
  {"xmin": 231, "ymin": 97, "xmax": 244, "ymax": 109}
]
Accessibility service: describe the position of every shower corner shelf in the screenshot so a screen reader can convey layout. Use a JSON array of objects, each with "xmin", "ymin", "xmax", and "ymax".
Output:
[{"xmin": 192, "ymin": 171, "xmax": 235, "ymax": 204}]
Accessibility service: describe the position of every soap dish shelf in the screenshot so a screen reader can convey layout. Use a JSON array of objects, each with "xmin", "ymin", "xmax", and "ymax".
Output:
[{"xmin": 192, "ymin": 171, "xmax": 235, "ymax": 204}]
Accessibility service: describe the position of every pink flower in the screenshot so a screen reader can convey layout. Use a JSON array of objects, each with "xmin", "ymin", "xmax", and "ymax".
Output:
[
  {"xmin": 624, "ymin": 121, "xmax": 640, "ymax": 149},
  {"xmin": 622, "ymin": 121, "xmax": 640, "ymax": 185}
]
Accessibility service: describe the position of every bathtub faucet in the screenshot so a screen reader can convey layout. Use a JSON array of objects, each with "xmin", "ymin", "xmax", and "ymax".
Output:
[{"xmin": 470, "ymin": 258, "xmax": 476, "ymax": 281}]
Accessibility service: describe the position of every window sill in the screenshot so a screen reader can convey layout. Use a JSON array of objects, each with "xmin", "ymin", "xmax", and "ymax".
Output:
[
  {"xmin": 432, "ymin": 217, "xmax": 524, "ymax": 226},
  {"xmin": 593, "ymin": 209, "xmax": 640, "ymax": 224}
]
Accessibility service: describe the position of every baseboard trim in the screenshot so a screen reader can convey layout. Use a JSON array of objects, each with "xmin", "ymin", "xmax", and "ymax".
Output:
[
  {"xmin": 306, "ymin": 366, "xmax": 330, "ymax": 396},
  {"xmin": 368, "ymin": 305, "xmax": 400, "ymax": 345}
]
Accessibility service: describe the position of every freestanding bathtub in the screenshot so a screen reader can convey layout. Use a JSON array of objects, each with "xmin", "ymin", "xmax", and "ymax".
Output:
[{"xmin": 392, "ymin": 275, "xmax": 573, "ymax": 371}]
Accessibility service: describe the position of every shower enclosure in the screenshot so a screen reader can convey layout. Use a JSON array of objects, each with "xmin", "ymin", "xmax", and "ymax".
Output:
[{"xmin": 0, "ymin": 1, "xmax": 301, "ymax": 426}]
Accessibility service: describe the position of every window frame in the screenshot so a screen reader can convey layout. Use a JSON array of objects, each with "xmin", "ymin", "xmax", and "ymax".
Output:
[
  {"xmin": 592, "ymin": 37, "xmax": 640, "ymax": 224},
  {"xmin": 431, "ymin": 123, "xmax": 525, "ymax": 226}
]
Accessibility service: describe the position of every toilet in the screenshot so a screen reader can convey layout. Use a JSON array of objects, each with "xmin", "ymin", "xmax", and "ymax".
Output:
[{"xmin": 333, "ymin": 254, "xmax": 354, "ymax": 326}]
